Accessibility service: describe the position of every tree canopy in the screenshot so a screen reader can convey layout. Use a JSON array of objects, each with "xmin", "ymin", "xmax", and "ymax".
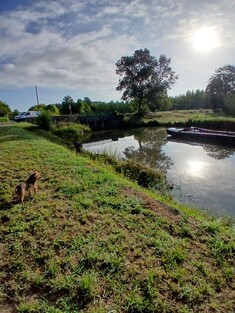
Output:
[
  {"xmin": 206, "ymin": 64, "xmax": 235, "ymax": 111},
  {"xmin": 116, "ymin": 48, "xmax": 178, "ymax": 114},
  {"xmin": 61, "ymin": 95, "xmax": 76, "ymax": 115},
  {"xmin": 29, "ymin": 104, "xmax": 60, "ymax": 115},
  {"xmin": 0, "ymin": 100, "xmax": 11, "ymax": 117},
  {"xmin": 171, "ymin": 90, "xmax": 208, "ymax": 110}
]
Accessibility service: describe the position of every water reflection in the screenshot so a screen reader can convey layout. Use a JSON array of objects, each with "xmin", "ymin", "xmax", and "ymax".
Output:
[
  {"xmin": 84, "ymin": 128, "xmax": 173, "ymax": 172},
  {"xmin": 123, "ymin": 128, "xmax": 173, "ymax": 172},
  {"xmin": 83, "ymin": 127, "xmax": 235, "ymax": 217},
  {"xmin": 202, "ymin": 145, "xmax": 234, "ymax": 160},
  {"xmin": 186, "ymin": 160, "xmax": 207, "ymax": 178},
  {"xmin": 167, "ymin": 137, "xmax": 234, "ymax": 160}
]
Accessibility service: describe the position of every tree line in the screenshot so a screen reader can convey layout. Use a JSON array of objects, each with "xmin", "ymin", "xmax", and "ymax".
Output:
[{"xmin": 0, "ymin": 48, "xmax": 235, "ymax": 118}]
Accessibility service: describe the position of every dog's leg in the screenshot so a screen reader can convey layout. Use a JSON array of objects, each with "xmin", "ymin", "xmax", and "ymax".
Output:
[
  {"xmin": 20, "ymin": 188, "xmax": 26, "ymax": 203},
  {"xmin": 33, "ymin": 183, "xmax": 38, "ymax": 194}
]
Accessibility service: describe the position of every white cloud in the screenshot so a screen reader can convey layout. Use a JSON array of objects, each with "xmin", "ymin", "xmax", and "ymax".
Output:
[{"xmin": 0, "ymin": 0, "xmax": 235, "ymax": 105}]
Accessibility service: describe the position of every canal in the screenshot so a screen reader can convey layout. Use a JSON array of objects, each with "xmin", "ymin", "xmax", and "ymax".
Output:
[{"xmin": 83, "ymin": 127, "xmax": 235, "ymax": 218}]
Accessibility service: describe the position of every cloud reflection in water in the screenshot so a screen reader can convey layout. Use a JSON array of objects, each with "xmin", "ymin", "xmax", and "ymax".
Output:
[{"xmin": 186, "ymin": 160, "xmax": 207, "ymax": 178}]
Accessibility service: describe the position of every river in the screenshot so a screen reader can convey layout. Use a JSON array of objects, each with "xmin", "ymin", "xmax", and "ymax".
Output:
[{"xmin": 83, "ymin": 127, "xmax": 235, "ymax": 218}]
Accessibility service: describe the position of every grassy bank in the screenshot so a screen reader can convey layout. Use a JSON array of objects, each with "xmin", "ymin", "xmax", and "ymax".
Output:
[
  {"xmin": 0, "ymin": 125, "xmax": 235, "ymax": 313},
  {"xmin": 123, "ymin": 110, "xmax": 235, "ymax": 131}
]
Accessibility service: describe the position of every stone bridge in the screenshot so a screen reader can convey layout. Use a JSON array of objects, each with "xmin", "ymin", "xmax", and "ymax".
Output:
[{"xmin": 79, "ymin": 114, "xmax": 121, "ymax": 130}]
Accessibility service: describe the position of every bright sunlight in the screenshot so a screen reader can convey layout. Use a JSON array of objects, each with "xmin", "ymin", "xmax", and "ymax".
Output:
[
  {"xmin": 192, "ymin": 26, "xmax": 220, "ymax": 52},
  {"xmin": 187, "ymin": 160, "xmax": 205, "ymax": 178}
]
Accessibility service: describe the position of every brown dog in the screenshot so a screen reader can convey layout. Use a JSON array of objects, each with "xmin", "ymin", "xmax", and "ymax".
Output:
[{"xmin": 15, "ymin": 171, "xmax": 40, "ymax": 203}]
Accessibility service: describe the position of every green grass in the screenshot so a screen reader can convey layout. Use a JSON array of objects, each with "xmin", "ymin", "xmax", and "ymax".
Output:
[
  {"xmin": 123, "ymin": 110, "xmax": 235, "ymax": 130},
  {"xmin": 0, "ymin": 117, "xmax": 9, "ymax": 123},
  {"xmin": 0, "ymin": 125, "xmax": 235, "ymax": 312},
  {"xmin": 144, "ymin": 109, "xmax": 235, "ymax": 124}
]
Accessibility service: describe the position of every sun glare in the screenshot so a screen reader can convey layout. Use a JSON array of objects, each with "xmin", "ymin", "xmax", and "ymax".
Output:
[
  {"xmin": 187, "ymin": 160, "xmax": 205, "ymax": 177},
  {"xmin": 192, "ymin": 26, "xmax": 219, "ymax": 52}
]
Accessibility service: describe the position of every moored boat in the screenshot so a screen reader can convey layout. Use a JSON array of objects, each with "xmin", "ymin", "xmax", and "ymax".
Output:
[{"xmin": 166, "ymin": 127, "xmax": 235, "ymax": 146}]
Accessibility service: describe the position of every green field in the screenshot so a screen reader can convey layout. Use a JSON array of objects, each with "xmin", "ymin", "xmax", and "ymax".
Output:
[
  {"xmin": 122, "ymin": 110, "xmax": 235, "ymax": 130},
  {"xmin": 0, "ymin": 125, "xmax": 235, "ymax": 313},
  {"xmin": 145, "ymin": 110, "xmax": 235, "ymax": 124}
]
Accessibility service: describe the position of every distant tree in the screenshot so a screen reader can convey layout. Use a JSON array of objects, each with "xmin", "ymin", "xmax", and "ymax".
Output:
[
  {"xmin": 206, "ymin": 65, "xmax": 235, "ymax": 111},
  {"xmin": 0, "ymin": 100, "xmax": 11, "ymax": 117},
  {"xmin": 116, "ymin": 48, "xmax": 178, "ymax": 115},
  {"xmin": 77, "ymin": 98, "xmax": 92, "ymax": 114},
  {"xmin": 28, "ymin": 104, "xmax": 46, "ymax": 111},
  {"xmin": 171, "ymin": 90, "xmax": 208, "ymax": 110},
  {"xmin": 61, "ymin": 95, "xmax": 76, "ymax": 115},
  {"xmin": 90, "ymin": 101, "xmax": 133, "ymax": 114},
  {"xmin": 224, "ymin": 94, "xmax": 235, "ymax": 116},
  {"xmin": 148, "ymin": 92, "xmax": 172, "ymax": 111},
  {"xmin": 12, "ymin": 109, "xmax": 19, "ymax": 118},
  {"xmin": 45, "ymin": 104, "xmax": 60, "ymax": 115},
  {"xmin": 84, "ymin": 97, "xmax": 92, "ymax": 105},
  {"xmin": 28, "ymin": 103, "xmax": 60, "ymax": 115}
]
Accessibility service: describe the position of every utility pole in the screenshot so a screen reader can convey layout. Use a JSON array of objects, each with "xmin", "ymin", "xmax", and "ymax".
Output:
[{"xmin": 35, "ymin": 86, "xmax": 40, "ymax": 107}]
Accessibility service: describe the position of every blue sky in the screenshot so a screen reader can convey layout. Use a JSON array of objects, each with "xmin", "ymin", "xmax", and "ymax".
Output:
[{"xmin": 0, "ymin": 0, "xmax": 234, "ymax": 111}]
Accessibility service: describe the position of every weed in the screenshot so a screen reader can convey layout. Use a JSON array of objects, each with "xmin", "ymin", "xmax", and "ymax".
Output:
[
  {"xmin": 204, "ymin": 219, "xmax": 221, "ymax": 234},
  {"xmin": 222, "ymin": 265, "xmax": 235, "ymax": 282},
  {"xmin": 78, "ymin": 271, "xmax": 97, "ymax": 298},
  {"xmin": 17, "ymin": 301, "xmax": 39, "ymax": 313},
  {"xmin": 209, "ymin": 235, "xmax": 235, "ymax": 263}
]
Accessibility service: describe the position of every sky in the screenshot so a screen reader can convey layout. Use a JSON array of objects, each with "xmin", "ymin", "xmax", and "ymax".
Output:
[{"xmin": 0, "ymin": 0, "xmax": 234, "ymax": 112}]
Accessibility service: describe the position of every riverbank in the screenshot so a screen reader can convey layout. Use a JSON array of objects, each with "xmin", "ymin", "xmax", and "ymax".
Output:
[
  {"xmin": 0, "ymin": 124, "xmax": 234, "ymax": 312},
  {"xmin": 122, "ymin": 110, "xmax": 235, "ymax": 131},
  {"xmin": 82, "ymin": 126, "xmax": 235, "ymax": 218}
]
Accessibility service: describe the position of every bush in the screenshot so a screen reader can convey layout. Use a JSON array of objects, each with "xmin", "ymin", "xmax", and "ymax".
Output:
[
  {"xmin": 116, "ymin": 160, "xmax": 166, "ymax": 190},
  {"xmin": 35, "ymin": 111, "xmax": 52, "ymax": 131},
  {"xmin": 0, "ymin": 117, "xmax": 9, "ymax": 123},
  {"xmin": 51, "ymin": 122, "xmax": 90, "ymax": 142},
  {"xmin": 0, "ymin": 100, "xmax": 11, "ymax": 117}
]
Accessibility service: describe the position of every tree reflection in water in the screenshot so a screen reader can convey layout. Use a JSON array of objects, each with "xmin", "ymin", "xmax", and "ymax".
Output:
[
  {"xmin": 167, "ymin": 137, "xmax": 234, "ymax": 160},
  {"xmin": 202, "ymin": 145, "xmax": 234, "ymax": 160},
  {"xmin": 123, "ymin": 128, "xmax": 173, "ymax": 172}
]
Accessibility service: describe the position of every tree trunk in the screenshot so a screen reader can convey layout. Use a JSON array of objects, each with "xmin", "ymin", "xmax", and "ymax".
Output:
[{"xmin": 138, "ymin": 97, "xmax": 142, "ymax": 115}]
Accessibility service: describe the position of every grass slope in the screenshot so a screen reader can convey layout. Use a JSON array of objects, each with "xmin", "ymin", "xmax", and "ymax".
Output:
[
  {"xmin": 0, "ymin": 125, "xmax": 235, "ymax": 313},
  {"xmin": 124, "ymin": 110, "xmax": 235, "ymax": 130}
]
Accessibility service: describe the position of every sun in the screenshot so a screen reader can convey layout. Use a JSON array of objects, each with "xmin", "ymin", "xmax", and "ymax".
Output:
[{"xmin": 191, "ymin": 26, "xmax": 219, "ymax": 52}]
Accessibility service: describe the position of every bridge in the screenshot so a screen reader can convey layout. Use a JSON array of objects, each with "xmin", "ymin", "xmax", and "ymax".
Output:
[{"xmin": 79, "ymin": 114, "xmax": 121, "ymax": 130}]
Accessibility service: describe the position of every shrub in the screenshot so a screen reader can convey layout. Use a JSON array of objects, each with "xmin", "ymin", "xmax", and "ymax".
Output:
[
  {"xmin": 35, "ymin": 111, "xmax": 52, "ymax": 131},
  {"xmin": 116, "ymin": 159, "xmax": 166, "ymax": 190},
  {"xmin": 0, "ymin": 117, "xmax": 9, "ymax": 123},
  {"xmin": 51, "ymin": 122, "xmax": 90, "ymax": 142}
]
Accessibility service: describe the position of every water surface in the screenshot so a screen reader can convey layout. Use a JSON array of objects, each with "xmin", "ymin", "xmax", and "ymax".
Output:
[{"xmin": 83, "ymin": 128, "xmax": 235, "ymax": 217}]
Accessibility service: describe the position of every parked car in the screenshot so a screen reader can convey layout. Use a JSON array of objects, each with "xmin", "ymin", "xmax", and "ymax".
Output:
[{"xmin": 14, "ymin": 111, "xmax": 40, "ymax": 122}]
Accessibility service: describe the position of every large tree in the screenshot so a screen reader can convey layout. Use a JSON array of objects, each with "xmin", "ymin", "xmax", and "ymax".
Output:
[
  {"xmin": 206, "ymin": 64, "xmax": 235, "ymax": 111},
  {"xmin": 116, "ymin": 49, "xmax": 178, "ymax": 114}
]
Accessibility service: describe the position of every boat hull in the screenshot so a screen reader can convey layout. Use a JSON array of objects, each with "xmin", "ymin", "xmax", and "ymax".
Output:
[{"xmin": 166, "ymin": 127, "xmax": 235, "ymax": 146}]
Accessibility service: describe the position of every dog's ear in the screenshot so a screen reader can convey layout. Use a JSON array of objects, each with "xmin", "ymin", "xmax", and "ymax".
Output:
[{"xmin": 35, "ymin": 171, "xmax": 41, "ymax": 178}]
